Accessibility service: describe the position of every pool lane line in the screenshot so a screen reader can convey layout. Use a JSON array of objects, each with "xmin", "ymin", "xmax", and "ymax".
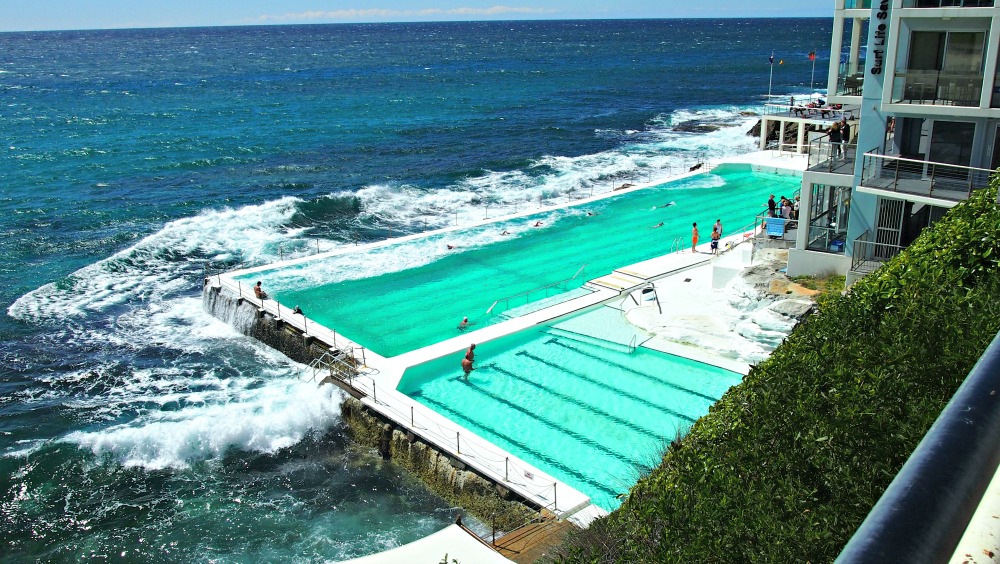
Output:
[
  {"xmin": 487, "ymin": 359, "xmax": 676, "ymax": 439},
  {"xmin": 411, "ymin": 393, "xmax": 625, "ymax": 501},
  {"xmin": 544, "ymin": 337, "xmax": 720, "ymax": 402},
  {"xmin": 514, "ymin": 350, "xmax": 696, "ymax": 424},
  {"xmin": 435, "ymin": 367, "xmax": 658, "ymax": 471}
]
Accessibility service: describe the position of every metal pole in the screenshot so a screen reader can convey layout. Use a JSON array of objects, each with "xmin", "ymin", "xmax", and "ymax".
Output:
[
  {"xmin": 484, "ymin": 204, "xmax": 489, "ymax": 220},
  {"xmin": 411, "ymin": 406, "xmax": 414, "ymax": 427},
  {"xmin": 553, "ymin": 482, "xmax": 557, "ymax": 513},
  {"xmin": 768, "ymin": 51, "xmax": 774, "ymax": 103},
  {"xmin": 505, "ymin": 457, "xmax": 509, "ymax": 481},
  {"xmin": 316, "ymin": 239, "xmax": 319, "ymax": 254},
  {"xmin": 810, "ymin": 50, "xmax": 817, "ymax": 93},
  {"xmin": 456, "ymin": 432, "xmax": 461, "ymax": 454}
]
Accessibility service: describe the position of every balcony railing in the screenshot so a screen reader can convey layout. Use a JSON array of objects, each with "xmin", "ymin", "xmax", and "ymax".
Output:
[
  {"xmin": 808, "ymin": 139, "xmax": 857, "ymax": 174},
  {"xmin": 851, "ymin": 233, "xmax": 903, "ymax": 274},
  {"xmin": 860, "ymin": 153, "xmax": 995, "ymax": 203},
  {"xmin": 762, "ymin": 103, "xmax": 857, "ymax": 121},
  {"xmin": 890, "ymin": 70, "xmax": 983, "ymax": 106},
  {"xmin": 902, "ymin": 0, "xmax": 993, "ymax": 6}
]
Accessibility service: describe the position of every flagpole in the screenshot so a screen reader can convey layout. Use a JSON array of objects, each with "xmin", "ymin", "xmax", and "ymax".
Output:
[
  {"xmin": 768, "ymin": 51, "xmax": 774, "ymax": 104},
  {"xmin": 810, "ymin": 50, "xmax": 816, "ymax": 93}
]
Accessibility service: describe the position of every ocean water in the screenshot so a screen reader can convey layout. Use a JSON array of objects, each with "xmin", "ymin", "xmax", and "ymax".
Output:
[{"xmin": 1, "ymin": 19, "xmax": 831, "ymax": 561}]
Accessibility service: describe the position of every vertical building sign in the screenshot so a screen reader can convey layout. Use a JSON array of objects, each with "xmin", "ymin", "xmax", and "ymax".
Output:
[{"xmin": 869, "ymin": 0, "xmax": 890, "ymax": 76}]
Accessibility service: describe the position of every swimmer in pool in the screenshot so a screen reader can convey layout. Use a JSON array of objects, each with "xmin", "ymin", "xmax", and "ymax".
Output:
[{"xmin": 461, "ymin": 344, "xmax": 476, "ymax": 379}]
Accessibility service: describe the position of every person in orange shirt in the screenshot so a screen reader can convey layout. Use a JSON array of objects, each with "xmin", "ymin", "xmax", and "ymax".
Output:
[{"xmin": 691, "ymin": 222, "xmax": 699, "ymax": 253}]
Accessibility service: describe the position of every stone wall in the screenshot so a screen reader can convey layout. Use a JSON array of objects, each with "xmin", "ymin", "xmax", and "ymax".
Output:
[
  {"xmin": 340, "ymin": 397, "xmax": 538, "ymax": 531},
  {"xmin": 202, "ymin": 283, "xmax": 330, "ymax": 365}
]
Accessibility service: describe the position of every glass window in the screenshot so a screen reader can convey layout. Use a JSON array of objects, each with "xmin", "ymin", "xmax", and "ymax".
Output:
[
  {"xmin": 836, "ymin": 18, "xmax": 869, "ymax": 96},
  {"xmin": 807, "ymin": 184, "xmax": 851, "ymax": 254},
  {"xmin": 894, "ymin": 31, "xmax": 985, "ymax": 105}
]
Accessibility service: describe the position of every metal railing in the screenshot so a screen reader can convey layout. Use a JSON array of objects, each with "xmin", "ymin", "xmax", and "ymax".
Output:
[
  {"xmin": 304, "ymin": 348, "xmax": 377, "ymax": 384},
  {"xmin": 850, "ymin": 232, "xmax": 903, "ymax": 274},
  {"xmin": 860, "ymin": 152, "xmax": 995, "ymax": 202},
  {"xmin": 807, "ymin": 139, "xmax": 858, "ymax": 172},
  {"xmin": 762, "ymin": 103, "xmax": 857, "ymax": 121},
  {"xmin": 890, "ymin": 70, "xmax": 984, "ymax": 106},
  {"xmin": 485, "ymin": 264, "xmax": 588, "ymax": 317},
  {"xmin": 903, "ymin": 0, "xmax": 993, "ymax": 5},
  {"xmin": 208, "ymin": 275, "xmax": 371, "ymax": 368},
  {"xmin": 837, "ymin": 331, "xmax": 1000, "ymax": 562}
]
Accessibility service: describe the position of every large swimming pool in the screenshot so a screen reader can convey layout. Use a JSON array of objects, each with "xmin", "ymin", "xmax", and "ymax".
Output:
[
  {"xmin": 238, "ymin": 168, "xmax": 800, "ymax": 357},
  {"xmin": 397, "ymin": 306, "xmax": 743, "ymax": 511}
]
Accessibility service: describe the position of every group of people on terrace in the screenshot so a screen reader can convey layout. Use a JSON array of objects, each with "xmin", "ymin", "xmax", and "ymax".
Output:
[
  {"xmin": 789, "ymin": 97, "xmax": 844, "ymax": 119},
  {"xmin": 767, "ymin": 194, "xmax": 799, "ymax": 220}
]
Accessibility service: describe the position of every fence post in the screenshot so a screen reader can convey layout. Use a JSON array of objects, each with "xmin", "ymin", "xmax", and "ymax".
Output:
[
  {"xmin": 411, "ymin": 406, "xmax": 414, "ymax": 427},
  {"xmin": 456, "ymin": 432, "xmax": 461, "ymax": 454},
  {"xmin": 553, "ymin": 482, "xmax": 558, "ymax": 513},
  {"xmin": 505, "ymin": 457, "xmax": 509, "ymax": 481}
]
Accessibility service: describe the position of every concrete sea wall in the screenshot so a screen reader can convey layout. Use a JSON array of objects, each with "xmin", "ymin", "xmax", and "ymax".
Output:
[
  {"xmin": 202, "ymin": 283, "xmax": 330, "ymax": 365},
  {"xmin": 340, "ymin": 396, "xmax": 537, "ymax": 531}
]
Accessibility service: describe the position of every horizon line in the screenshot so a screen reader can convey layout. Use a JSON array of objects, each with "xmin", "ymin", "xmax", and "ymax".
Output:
[{"xmin": 0, "ymin": 15, "xmax": 833, "ymax": 34}]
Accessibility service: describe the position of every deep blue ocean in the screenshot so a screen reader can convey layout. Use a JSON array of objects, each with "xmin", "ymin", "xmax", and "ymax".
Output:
[{"xmin": 0, "ymin": 19, "xmax": 831, "ymax": 561}]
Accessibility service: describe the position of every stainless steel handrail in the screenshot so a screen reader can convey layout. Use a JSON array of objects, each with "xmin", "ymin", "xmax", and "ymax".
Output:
[{"xmin": 860, "ymin": 152, "xmax": 994, "ymax": 202}]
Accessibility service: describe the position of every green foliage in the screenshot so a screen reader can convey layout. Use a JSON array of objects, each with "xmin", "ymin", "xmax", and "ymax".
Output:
[{"xmin": 554, "ymin": 178, "xmax": 1000, "ymax": 563}]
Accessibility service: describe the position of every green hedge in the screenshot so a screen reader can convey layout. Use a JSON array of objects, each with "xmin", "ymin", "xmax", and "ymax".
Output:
[{"xmin": 556, "ymin": 176, "xmax": 1000, "ymax": 563}]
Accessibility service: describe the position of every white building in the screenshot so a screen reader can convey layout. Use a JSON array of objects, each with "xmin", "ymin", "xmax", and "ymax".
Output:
[{"xmin": 786, "ymin": 0, "xmax": 1000, "ymax": 284}]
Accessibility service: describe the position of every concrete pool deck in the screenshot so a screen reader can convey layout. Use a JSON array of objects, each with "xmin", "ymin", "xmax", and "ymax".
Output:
[{"xmin": 204, "ymin": 149, "xmax": 811, "ymax": 553}]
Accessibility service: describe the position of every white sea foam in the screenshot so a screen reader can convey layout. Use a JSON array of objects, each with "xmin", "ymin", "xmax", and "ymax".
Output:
[
  {"xmin": 64, "ymin": 377, "xmax": 341, "ymax": 470},
  {"xmin": 7, "ymin": 196, "xmax": 305, "ymax": 323},
  {"xmin": 9, "ymin": 101, "xmax": 773, "ymax": 470}
]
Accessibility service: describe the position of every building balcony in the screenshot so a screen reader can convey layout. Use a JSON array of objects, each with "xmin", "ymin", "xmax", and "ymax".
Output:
[
  {"xmin": 807, "ymin": 140, "xmax": 857, "ymax": 175},
  {"xmin": 890, "ymin": 70, "xmax": 983, "ymax": 107},
  {"xmin": 860, "ymin": 152, "xmax": 994, "ymax": 203},
  {"xmin": 901, "ymin": 0, "xmax": 993, "ymax": 6},
  {"xmin": 850, "ymin": 231, "xmax": 904, "ymax": 276}
]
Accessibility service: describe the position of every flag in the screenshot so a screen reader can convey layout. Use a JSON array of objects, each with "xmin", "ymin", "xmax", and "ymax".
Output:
[
  {"xmin": 769, "ymin": 52, "xmax": 774, "ymax": 65},
  {"xmin": 809, "ymin": 50, "xmax": 816, "ymax": 61}
]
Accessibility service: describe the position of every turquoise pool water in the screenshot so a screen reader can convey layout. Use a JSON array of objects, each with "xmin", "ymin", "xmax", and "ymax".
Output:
[
  {"xmin": 397, "ymin": 307, "xmax": 744, "ymax": 511},
  {"xmin": 240, "ymin": 169, "xmax": 800, "ymax": 357}
]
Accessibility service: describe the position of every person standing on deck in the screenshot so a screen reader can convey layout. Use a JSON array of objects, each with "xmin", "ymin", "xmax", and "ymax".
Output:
[
  {"xmin": 713, "ymin": 218, "xmax": 723, "ymax": 237},
  {"xmin": 710, "ymin": 227, "xmax": 721, "ymax": 255},
  {"xmin": 691, "ymin": 222, "xmax": 699, "ymax": 253},
  {"xmin": 829, "ymin": 121, "xmax": 842, "ymax": 158},
  {"xmin": 767, "ymin": 194, "xmax": 776, "ymax": 217}
]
